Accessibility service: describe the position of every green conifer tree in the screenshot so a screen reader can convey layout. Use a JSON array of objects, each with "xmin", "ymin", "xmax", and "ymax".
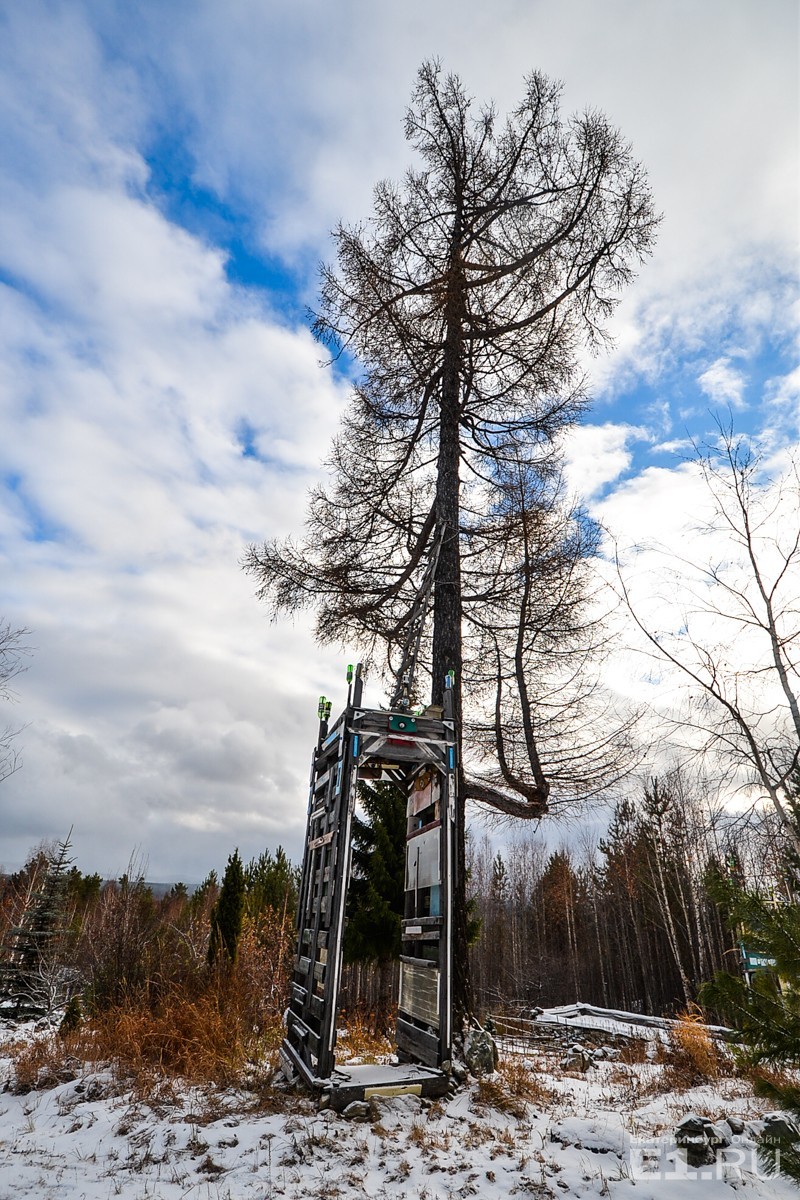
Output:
[
  {"xmin": 189, "ymin": 869, "xmax": 218, "ymax": 922},
  {"xmin": 243, "ymin": 846, "xmax": 299, "ymax": 920},
  {"xmin": 0, "ymin": 833, "xmax": 75, "ymax": 1016},
  {"xmin": 344, "ymin": 782, "xmax": 406, "ymax": 967},
  {"xmin": 701, "ymin": 791, "xmax": 800, "ymax": 1183},
  {"xmin": 208, "ymin": 850, "xmax": 245, "ymax": 967}
]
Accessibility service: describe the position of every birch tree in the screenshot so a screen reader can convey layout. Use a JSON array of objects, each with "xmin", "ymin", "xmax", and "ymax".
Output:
[
  {"xmin": 0, "ymin": 622, "xmax": 29, "ymax": 784},
  {"xmin": 619, "ymin": 430, "xmax": 800, "ymax": 848}
]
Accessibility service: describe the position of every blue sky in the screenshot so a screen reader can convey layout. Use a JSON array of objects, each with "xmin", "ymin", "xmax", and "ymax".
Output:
[{"xmin": 0, "ymin": 0, "xmax": 797, "ymax": 880}]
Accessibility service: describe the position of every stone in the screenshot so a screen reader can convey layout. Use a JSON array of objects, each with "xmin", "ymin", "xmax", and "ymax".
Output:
[
  {"xmin": 464, "ymin": 1027, "xmax": 499, "ymax": 1076},
  {"xmin": 704, "ymin": 1122, "xmax": 731, "ymax": 1149},
  {"xmin": 450, "ymin": 1058, "xmax": 468, "ymax": 1084},
  {"xmin": 675, "ymin": 1113, "xmax": 706, "ymax": 1138},
  {"xmin": 763, "ymin": 1113, "xmax": 800, "ymax": 1145},
  {"xmin": 675, "ymin": 1113, "xmax": 718, "ymax": 1168},
  {"xmin": 560, "ymin": 1045, "xmax": 593, "ymax": 1072},
  {"xmin": 342, "ymin": 1100, "xmax": 372, "ymax": 1121}
]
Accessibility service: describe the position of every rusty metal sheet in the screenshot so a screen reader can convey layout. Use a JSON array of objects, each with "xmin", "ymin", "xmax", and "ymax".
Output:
[{"xmin": 408, "ymin": 771, "xmax": 440, "ymax": 816}]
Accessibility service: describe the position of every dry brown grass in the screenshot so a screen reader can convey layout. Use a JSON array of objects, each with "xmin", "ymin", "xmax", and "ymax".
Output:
[
  {"xmin": 470, "ymin": 1058, "xmax": 545, "ymax": 1120},
  {"xmin": 2, "ymin": 908, "xmax": 291, "ymax": 1099},
  {"xmin": 656, "ymin": 1005, "xmax": 731, "ymax": 1090},
  {"xmin": 408, "ymin": 1119, "xmax": 451, "ymax": 1151},
  {"xmin": 618, "ymin": 1037, "xmax": 649, "ymax": 1064},
  {"xmin": 2, "ymin": 985, "xmax": 285, "ymax": 1098},
  {"xmin": 336, "ymin": 1009, "xmax": 396, "ymax": 1064},
  {"xmin": 86, "ymin": 987, "xmax": 282, "ymax": 1087},
  {"xmin": 1, "ymin": 1031, "xmax": 77, "ymax": 1093},
  {"xmin": 496, "ymin": 1056, "xmax": 556, "ymax": 1106},
  {"xmin": 474, "ymin": 1074, "xmax": 528, "ymax": 1118}
]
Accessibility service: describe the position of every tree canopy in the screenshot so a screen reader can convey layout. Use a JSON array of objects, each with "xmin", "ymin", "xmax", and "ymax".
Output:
[
  {"xmin": 247, "ymin": 61, "xmax": 655, "ymax": 817},
  {"xmin": 247, "ymin": 62, "xmax": 656, "ymax": 1017}
]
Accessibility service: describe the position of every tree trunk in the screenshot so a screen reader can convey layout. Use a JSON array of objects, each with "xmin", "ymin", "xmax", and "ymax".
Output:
[
  {"xmin": 648, "ymin": 839, "xmax": 692, "ymax": 1007},
  {"xmin": 590, "ymin": 879, "xmax": 609, "ymax": 1007},
  {"xmin": 431, "ymin": 226, "xmax": 470, "ymax": 1027}
]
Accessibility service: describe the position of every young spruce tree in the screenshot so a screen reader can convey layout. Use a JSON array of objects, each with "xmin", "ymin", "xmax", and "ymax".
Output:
[
  {"xmin": 344, "ymin": 782, "xmax": 407, "ymax": 967},
  {"xmin": 701, "ymin": 786, "xmax": 800, "ymax": 1183},
  {"xmin": 208, "ymin": 850, "xmax": 245, "ymax": 968}
]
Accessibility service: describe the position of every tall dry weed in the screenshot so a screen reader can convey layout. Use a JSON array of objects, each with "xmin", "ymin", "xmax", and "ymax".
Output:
[
  {"xmin": 336, "ymin": 1007, "xmax": 396, "ymax": 1063},
  {"xmin": 658, "ymin": 1004, "xmax": 728, "ymax": 1089},
  {"xmin": 470, "ymin": 1054, "xmax": 553, "ymax": 1117},
  {"xmin": 496, "ymin": 1055, "xmax": 555, "ymax": 1105},
  {"xmin": 3, "ymin": 903, "xmax": 294, "ymax": 1097},
  {"xmin": 2, "ymin": 1031, "xmax": 77, "ymax": 1093}
]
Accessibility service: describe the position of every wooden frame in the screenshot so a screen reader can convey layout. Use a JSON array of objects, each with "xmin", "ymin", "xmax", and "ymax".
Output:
[{"xmin": 282, "ymin": 666, "xmax": 457, "ymax": 1093}]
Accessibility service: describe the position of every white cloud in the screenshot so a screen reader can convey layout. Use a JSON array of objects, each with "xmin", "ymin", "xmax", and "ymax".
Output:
[
  {"xmin": 767, "ymin": 364, "xmax": 800, "ymax": 411},
  {"xmin": 0, "ymin": 0, "xmax": 797, "ymax": 875},
  {"xmin": 589, "ymin": 446, "xmax": 800, "ymax": 819},
  {"xmin": 698, "ymin": 357, "xmax": 747, "ymax": 409},
  {"xmin": 0, "ymin": 20, "xmax": 357, "ymax": 878},
  {"xmin": 596, "ymin": 461, "xmax": 714, "ymax": 555},
  {"xmin": 564, "ymin": 423, "xmax": 646, "ymax": 500}
]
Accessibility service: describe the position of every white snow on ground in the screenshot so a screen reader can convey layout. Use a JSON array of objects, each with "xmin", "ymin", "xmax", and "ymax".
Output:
[{"xmin": 0, "ymin": 1018, "xmax": 797, "ymax": 1199}]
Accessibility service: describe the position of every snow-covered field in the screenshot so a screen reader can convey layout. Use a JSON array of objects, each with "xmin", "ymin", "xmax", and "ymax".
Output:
[{"xmin": 0, "ymin": 1016, "xmax": 796, "ymax": 1200}]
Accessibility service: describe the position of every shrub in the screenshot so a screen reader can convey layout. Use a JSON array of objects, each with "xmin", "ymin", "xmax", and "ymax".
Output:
[
  {"xmin": 658, "ymin": 1005, "xmax": 727, "ymax": 1089},
  {"xmin": 2, "ymin": 1031, "xmax": 77, "ymax": 1094},
  {"xmin": 496, "ymin": 1055, "xmax": 555, "ymax": 1105}
]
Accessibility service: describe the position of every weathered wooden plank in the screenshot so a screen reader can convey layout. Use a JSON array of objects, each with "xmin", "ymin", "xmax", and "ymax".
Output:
[
  {"xmin": 395, "ymin": 1017, "xmax": 439, "ymax": 1067},
  {"xmin": 287, "ymin": 1013, "xmax": 320, "ymax": 1057},
  {"xmin": 308, "ymin": 830, "xmax": 335, "ymax": 851}
]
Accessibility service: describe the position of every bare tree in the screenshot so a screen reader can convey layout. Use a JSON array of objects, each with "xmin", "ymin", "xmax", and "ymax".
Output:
[
  {"xmin": 246, "ymin": 61, "xmax": 656, "ymax": 1013},
  {"xmin": 248, "ymin": 62, "xmax": 655, "ymax": 797},
  {"xmin": 0, "ymin": 622, "xmax": 29, "ymax": 784},
  {"xmin": 464, "ymin": 458, "xmax": 639, "ymax": 815},
  {"xmin": 618, "ymin": 427, "xmax": 800, "ymax": 848}
]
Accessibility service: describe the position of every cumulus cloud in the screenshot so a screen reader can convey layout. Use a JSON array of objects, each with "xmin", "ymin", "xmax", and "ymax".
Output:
[
  {"xmin": 0, "ymin": 10, "xmax": 356, "ymax": 877},
  {"xmin": 698, "ymin": 357, "xmax": 747, "ymax": 409},
  {"xmin": 113, "ymin": 0, "xmax": 799, "ymax": 421},
  {"xmin": 596, "ymin": 450, "xmax": 800, "ymax": 813},
  {"xmin": 563, "ymin": 423, "xmax": 647, "ymax": 500},
  {"xmin": 0, "ymin": 0, "xmax": 797, "ymax": 875}
]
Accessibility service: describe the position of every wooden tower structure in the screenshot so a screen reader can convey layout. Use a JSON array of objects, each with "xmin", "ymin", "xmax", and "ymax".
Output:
[{"xmin": 280, "ymin": 663, "xmax": 457, "ymax": 1107}]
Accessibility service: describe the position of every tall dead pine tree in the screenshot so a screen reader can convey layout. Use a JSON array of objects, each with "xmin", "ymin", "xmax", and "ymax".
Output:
[{"xmin": 247, "ymin": 62, "xmax": 656, "ymax": 1018}]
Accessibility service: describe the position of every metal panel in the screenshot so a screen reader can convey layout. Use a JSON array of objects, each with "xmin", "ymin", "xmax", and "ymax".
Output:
[
  {"xmin": 405, "ymin": 827, "xmax": 440, "ymax": 891},
  {"xmin": 399, "ymin": 961, "xmax": 440, "ymax": 1028}
]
